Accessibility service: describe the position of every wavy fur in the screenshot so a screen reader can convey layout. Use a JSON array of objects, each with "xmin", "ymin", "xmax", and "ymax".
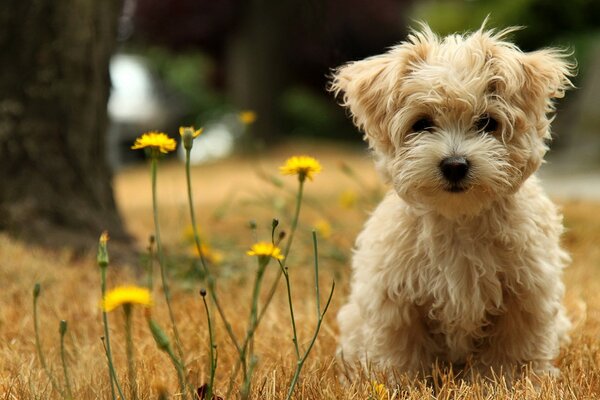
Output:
[{"xmin": 330, "ymin": 23, "xmax": 574, "ymax": 380}]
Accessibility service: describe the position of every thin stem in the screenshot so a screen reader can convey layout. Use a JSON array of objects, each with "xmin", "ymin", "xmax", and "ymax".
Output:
[
  {"xmin": 124, "ymin": 305, "xmax": 138, "ymax": 400},
  {"xmin": 312, "ymin": 232, "xmax": 321, "ymax": 318},
  {"xmin": 240, "ymin": 258, "xmax": 269, "ymax": 395},
  {"xmin": 286, "ymin": 281, "xmax": 335, "ymax": 400},
  {"xmin": 100, "ymin": 267, "xmax": 124, "ymax": 400},
  {"xmin": 255, "ymin": 178, "xmax": 305, "ymax": 328},
  {"xmin": 184, "ymin": 148, "xmax": 242, "ymax": 356},
  {"xmin": 146, "ymin": 236, "xmax": 155, "ymax": 291},
  {"xmin": 284, "ymin": 178, "xmax": 305, "ymax": 259},
  {"xmin": 280, "ymin": 261, "xmax": 300, "ymax": 359},
  {"xmin": 166, "ymin": 345, "xmax": 187, "ymax": 397},
  {"xmin": 151, "ymin": 156, "xmax": 186, "ymax": 364},
  {"xmin": 33, "ymin": 285, "xmax": 66, "ymax": 398},
  {"xmin": 227, "ymin": 178, "xmax": 307, "ymax": 396},
  {"xmin": 201, "ymin": 293, "xmax": 217, "ymax": 400},
  {"xmin": 147, "ymin": 318, "xmax": 189, "ymax": 400},
  {"xmin": 59, "ymin": 321, "xmax": 73, "ymax": 400},
  {"xmin": 285, "ymin": 232, "xmax": 335, "ymax": 400}
]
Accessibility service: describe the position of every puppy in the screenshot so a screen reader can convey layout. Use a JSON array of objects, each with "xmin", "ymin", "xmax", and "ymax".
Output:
[{"xmin": 330, "ymin": 23, "xmax": 574, "ymax": 380}]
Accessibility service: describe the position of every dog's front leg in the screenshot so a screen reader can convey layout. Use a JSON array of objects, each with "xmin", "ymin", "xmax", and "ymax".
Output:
[
  {"xmin": 338, "ymin": 288, "xmax": 434, "ymax": 377},
  {"xmin": 476, "ymin": 293, "xmax": 569, "ymax": 380}
]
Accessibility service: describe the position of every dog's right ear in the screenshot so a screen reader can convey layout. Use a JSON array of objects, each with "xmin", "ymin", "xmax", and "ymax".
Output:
[{"xmin": 329, "ymin": 52, "xmax": 403, "ymax": 154}]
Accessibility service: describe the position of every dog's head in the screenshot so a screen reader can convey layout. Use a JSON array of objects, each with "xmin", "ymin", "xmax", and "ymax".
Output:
[{"xmin": 330, "ymin": 23, "xmax": 574, "ymax": 217}]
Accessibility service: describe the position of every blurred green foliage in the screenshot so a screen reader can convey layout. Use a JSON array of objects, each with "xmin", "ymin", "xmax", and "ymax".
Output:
[
  {"xmin": 281, "ymin": 86, "xmax": 351, "ymax": 139},
  {"xmin": 411, "ymin": 0, "xmax": 600, "ymax": 76},
  {"xmin": 144, "ymin": 48, "xmax": 230, "ymax": 126}
]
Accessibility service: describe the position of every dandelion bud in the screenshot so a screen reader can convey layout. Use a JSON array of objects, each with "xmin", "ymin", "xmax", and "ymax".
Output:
[
  {"xmin": 181, "ymin": 127, "xmax": 195, "ymax": 150},
  {"xmin": 179, "ymin": 126, "xmax": 203, "ymax": 151},
  {"xmin": 200, "ymin": 288, "xmax": 207, "ymax": 297},
  {"xmin": 97, "ymin": 231, "xmax": 109, "ymax": 268},
  {"xmin": 272, "ymin": 218, "xmax": 279, "ymax": 229},
  {"xmin": 33, "ymin": 282, "xmax": 41, "ymax": 298},
  {"xmin": 59, "ymin": 320, "xmax": 68, "ymax": 336},
  {"xmin": 248, "ymin": 220, "xmax": 257, "ymax": 230},
  {"xmin": 278, "ymin": 231, "xmax": 287, "ymax": 241},
  {"xmin": 149, "ymin": 235, "xmax": 155, "ymax": 245}
]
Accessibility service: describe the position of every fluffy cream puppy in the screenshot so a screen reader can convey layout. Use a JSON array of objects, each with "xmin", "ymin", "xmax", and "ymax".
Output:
[{"xmin": 330, "ymin": 24, "xmax": 574, "ymax": 379}]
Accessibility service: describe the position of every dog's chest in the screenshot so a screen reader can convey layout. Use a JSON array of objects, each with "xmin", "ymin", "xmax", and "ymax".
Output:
[{"xmin": 405, "ymin": 218, "xmax": 511, "ymax": 358}]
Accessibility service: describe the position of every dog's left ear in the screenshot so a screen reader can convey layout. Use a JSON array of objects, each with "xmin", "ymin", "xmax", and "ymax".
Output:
[
  {"xmin": 329, "ymin": 52, "xmax": 405, "ymax": 155},
  {"xmin": 520, "ymin": 49, "xmax": 575, "ymax": 110}
]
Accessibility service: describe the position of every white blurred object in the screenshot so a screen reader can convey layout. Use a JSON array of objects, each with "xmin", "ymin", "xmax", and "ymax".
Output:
[
  {"xmin": 107, "ymin": 54, "xmax": 183, "ymax": 169},
  {"xmin": 108, "ymin": 54, "xmax": 168, "ymax": 127},
  {"xmin": 178, "ymin": 113, "xmax": 245, "ymax": 165}
]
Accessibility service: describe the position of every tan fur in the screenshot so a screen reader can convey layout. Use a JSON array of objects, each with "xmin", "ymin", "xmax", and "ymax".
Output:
[{"xmin": 330, "ymin": 23, "xmax": 575, "ymax": 380}]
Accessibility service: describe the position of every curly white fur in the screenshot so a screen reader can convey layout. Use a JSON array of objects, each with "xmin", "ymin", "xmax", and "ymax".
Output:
[{"xmin": 330, "ymin": 23, "xmax": 574, "ymax": 379}]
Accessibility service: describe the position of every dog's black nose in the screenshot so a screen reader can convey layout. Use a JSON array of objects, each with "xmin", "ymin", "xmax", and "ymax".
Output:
[{"xmin": 440, "ymin": 156, "xmax": 469, "ymax": 183}]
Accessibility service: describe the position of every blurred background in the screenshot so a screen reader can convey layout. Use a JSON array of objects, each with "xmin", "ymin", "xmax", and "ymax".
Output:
[
  {"xmin": 109, "ymin": 0, "xmax": 600, "ymax": 167},
  {"xmin": 1, "ymin": 0, "xmax": 600, "ymax": 247}
]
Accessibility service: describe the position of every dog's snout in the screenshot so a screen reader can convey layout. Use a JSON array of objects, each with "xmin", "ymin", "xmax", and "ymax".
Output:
[{"xmin": 440, "ymin": 156, "xmax": 470, "ymax": 183}]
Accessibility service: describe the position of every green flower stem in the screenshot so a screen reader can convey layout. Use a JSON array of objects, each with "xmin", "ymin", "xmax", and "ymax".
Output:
[
  {"xmin": 150, "ymin": 156, "xmax": 186, "ymax": 364},
  {"xmin": 59, "ymin": 320, "xmax": 73, "ymax": 400},
  {"xmin": 184, "ymin": 148, "xmax": 242, "ymax": 354},
  {"xmin": 184, "ymin": 145, "xmax": 245, "ymax": 388},
  {"xmin": 148, "ymin": 318, "xmax": 188, "ymax": 399},
  {"xmin": 285, "ymin": 232, "xmax": 335, "ymax": 400},
  {"xmin": 32, "ymin": 284, "xmax": 65, "ymax": 397},
  {"xmin": 201, "ymin": 292, "xmax": 217, "ymax": 400},
  {"xmin": 124, "ymin": 305, "xmax": 138, "ymax": 400},
  {"xmin": 280, "ymin": 262, "xmax": 300, "ymax": 359},
  {"xmin": 240, "ymin": 257, "xmax": 270, "ymax": 396},
  {"xmin": 100, "ymin": 265, "xmax": 125, "ymax": 400},
  {"xmin": 284, "ymin": 178, "xmax": 305, "ymax": 259},
  {"xmin": 227, "ymin": 178, "xmax": 307, "ymax": 397},
  {"xmin": 255, "ymin": 178, "xmax": 305, "ymax": 327},
  {"xmin": 146, "ymin": 236, "xmax": 155, "ymax": 291}
]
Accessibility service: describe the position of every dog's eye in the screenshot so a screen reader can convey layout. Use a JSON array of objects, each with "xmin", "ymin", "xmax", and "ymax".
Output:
[
  {"xmin": 411, "ymin": 117, "xmax": 434, "ymax": 133},
  {"xmin": 475, "ymin": 115, "xmax": 499, "ymax": 133}
]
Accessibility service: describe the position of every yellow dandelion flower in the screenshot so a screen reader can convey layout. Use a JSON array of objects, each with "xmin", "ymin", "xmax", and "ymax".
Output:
[
  {"xmin": 239, "ymin": 110, "xmax": 257, "ymax": 125},
  {"xmin": 279, "ymin": 155, "xmax": 322, "ymax": 181},
  {"xmin": 178, "ymin": 126, "xmax": 203, "ymax": 139},
  {"xmin": 182, "ymin": 225, "xmax": 202, "ymax": 242},
  {"xmin": 372, "ymin": 381, "xmax": 388, "ymax": 400},
  {"xmin": 193, "ymin": 243, "xmax": 224, "ymax": 265},
  {"xmin": 246, "ymin": 242, "xmax": 284, "ymax": 261},
  {"xmin": 131, "ymin": 131, "xmax": 177, "ymax": 154},
  {"xmin": 100, "ymin": 231, "xmax": 109, "ymax": 244},
  {"xmin": 339, "ymin": 189, "xmax": 358, "ymax": 209},
  {"xmin": 313, "ymin": 219, "xmax": 332, "ymax": 239},
  {"xmin": 101, "ymin": 286, "xmax": 152, "ymax": 312}
]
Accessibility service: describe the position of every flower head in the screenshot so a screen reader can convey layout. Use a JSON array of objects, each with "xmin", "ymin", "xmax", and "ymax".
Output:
[
  {"xmin": 313, "ymin": 219, "xmax": 332, "ymax": 239},
  {"xmin": 101, "ymin": 286, "xmax": 152, "ymax": 312},
  {"xmin": 279, "ymin": 155, "xmax": 322, "ymax": 182},
  {"xmin": 131, "ymin": 132, "xmax": 176, "ymax": 154},
  {"xmin": 371, "ymin": 381, "xmax": 388, "ymax": 400},
  {"xmin": 239, "ymin": 110, "xmax": 257, "ymax": 125},
  {"xmin": 97, "ymin": 231, "xmax": 110, "ymax": 267},
  {"xmin": 246, "ymin": 242, "xmax": 284, "ymax": 261},
  {"xmin": 179, "ymin": 126, "xmax": 203, "ymax": 150},
  {"xmin": 193, "ymin": 243, "xmax": 224, "ymax": 265},
  {"xmin": 339, "ymin": 189, "xmax": 358, "ymax": 209}
]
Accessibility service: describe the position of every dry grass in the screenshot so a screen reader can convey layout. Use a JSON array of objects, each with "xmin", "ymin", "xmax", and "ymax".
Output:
[{"xmin": 2, "ymin": 140, "xmax": 600, "ymax": 399}]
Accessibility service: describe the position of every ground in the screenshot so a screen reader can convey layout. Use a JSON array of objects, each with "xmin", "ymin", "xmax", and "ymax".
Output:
[{"xmin": 1, "ymin": 140, "xmax": 600, "ymax": 399}]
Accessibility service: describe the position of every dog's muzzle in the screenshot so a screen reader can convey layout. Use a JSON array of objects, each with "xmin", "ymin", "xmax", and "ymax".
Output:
[{"xmin": 440, "ymin": 156, "xmax": 469, "ymax": 192}]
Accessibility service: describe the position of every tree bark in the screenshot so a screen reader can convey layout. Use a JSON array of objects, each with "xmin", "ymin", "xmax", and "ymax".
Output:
[
  {"xmin": 0, "ymin": 0, "xmax": 128, "ymax": 249},
  {"xmin": 226, "ymin": 0, "xmax": 288, "ymax": 143}
]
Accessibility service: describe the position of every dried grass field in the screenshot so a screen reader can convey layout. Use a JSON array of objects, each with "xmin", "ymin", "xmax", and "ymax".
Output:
[{"xmin": 2, "ymin": 140, "xmax": 600, "ymax": 399}]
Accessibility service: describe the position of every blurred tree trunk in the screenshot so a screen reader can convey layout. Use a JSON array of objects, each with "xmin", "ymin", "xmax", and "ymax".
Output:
[
  {"xmin": 0, "ymin": 0, "xmax": 129, "ymax": 249},
  {"xmin": 226, "ymin": 0, "xmax": 288, "ymax": 143}
]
